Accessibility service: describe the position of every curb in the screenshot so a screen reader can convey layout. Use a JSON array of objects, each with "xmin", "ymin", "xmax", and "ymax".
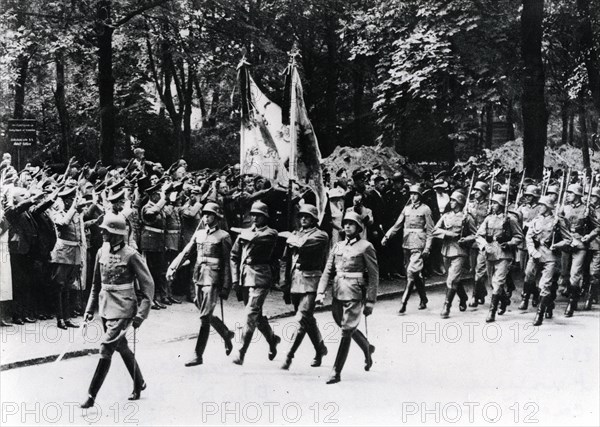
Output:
[{"xmin": 0, "ymin": 280, "xmax": 447, "ymax": 371}]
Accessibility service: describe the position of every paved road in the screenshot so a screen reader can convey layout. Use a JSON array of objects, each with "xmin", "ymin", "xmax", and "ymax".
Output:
[{"xmin": 1, "ymin": 287, "xmax": 598, "ymax": 426}]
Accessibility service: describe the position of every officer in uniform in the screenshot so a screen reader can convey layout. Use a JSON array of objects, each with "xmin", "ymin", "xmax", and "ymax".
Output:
[
  {"xmin": 466, "ymin": 181, "xmax": 490, "ymax": 307},
  {"xmin": 163, "ymin": 189, "xmax": 183, "ymax": 304},
  {"xmin": 582, "ymin": 187, "xmax": 600, "ymax": 310},
  {"xmin": 81, "ymin": 213, "xmax": 154, "ymax": 408},
  {"xmin": 316, "ymin": 211, "xmax": 378, "ymax": 384},
  {"xmin": 382, "ymin": 184, "xmax": 433, "ymax": 313},
  {"xmin": 50, "ymin": 186, "xmax": 85, "ymax": 329},
  {"xmin": 476, "ymin": 194, "xmax": 523, "ymax": 322},
  {"xmin": 432, "ymin": 191, "xmax": 476, "ymax": 318},
  {"xmin": 523, "ymin": 196, "xmax": 561, "ymax": 325},
  {"xmin": 230, "ymin": 201, "xmax": 281, "ymax": 365},
  {"xmin": 557, "ymin": 184, "xmax": 587, "ymax": 317},
  {"xmin": 140, "ymin": 183, "xmax": 169, "ymax": 309},
  {"xmin": 279, "ymin": 204, "xmax": 329, "ymax": 370},
  {"xmin": 166, "ymin": 202, "xmax": 235, "ymax": 366}
]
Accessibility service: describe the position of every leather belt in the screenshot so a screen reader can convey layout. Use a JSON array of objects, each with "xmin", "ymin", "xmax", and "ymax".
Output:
[
  {"xmin": 166, "ymin": 230, "xmax": 180, "ymax": 234},
  {"xmin": 404, "ymin": 228, "xmax": 425, "ymax": 232},
  {"xmin": 198, "ymin": 256, "xmax": 220, "ymax": 264},
  {"xmin": 338, "ymin": 272, "xmax": 364, "ymax": 278},
  {"xmin": 101, "ymin": 282, "xmax": 134, "ymax": 291},
  {"xmin": 57, "ymin": 238, "xmax": 79, "ymax": 246},
  {"xmin": 144, "ymin": 226, "xmax": 164, "ymax": 233}
]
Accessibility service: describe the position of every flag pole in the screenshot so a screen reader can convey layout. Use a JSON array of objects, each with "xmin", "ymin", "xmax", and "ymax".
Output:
[{"xmin": 287, "ymin": 46, "xmax": 299, "ymax": 232}]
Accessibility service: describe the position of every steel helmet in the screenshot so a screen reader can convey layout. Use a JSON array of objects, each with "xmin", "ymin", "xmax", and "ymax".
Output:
[
  {"xmin": 450, "ymin": 191, "xmax": 466, "ymax": 206},
  {"xmin": 524, "ymin": 185, "xmax": 540, "ymax": 197},
  {"xmin": 202, "ymin": 202, "xmax": 223, "ymax": 218},
  {"xmin": 491, "ymin": 194, "xmax": 506, "ymax": 207},
  {"xmin": 537, "ymin": 196, "xmax": 555, "ymax": 210},
  {"xmin": 591, "ymin": 187, "xmax": 600, "ymax": 198},
  {"xmin": 342, "ymin": 211, "xmax": 364, "ymax": 232},
  {"xmin": 250, "ymin": 201, "xmax": 270, "ymax": 218},
  {"xmin": 546, "ymin": 184, "xmax": 560, "ymax": 195},
  {"xmin": 473, "ymin": 181, "xmax": 490, "ymax": 194},
  {"xmin": 99, "ymin": 213, "xmax": 128, "ymax": 236},
  {"xmin": 409, "ymin": 184, "xmax": 423, "ymax": 196},
  {"xmin": 566, "ymin": 184, "xmax": 583, "ymax": 197},
  {"xmin": 298, "ymin": 204, "xmax": 318, "ymax": 221}
]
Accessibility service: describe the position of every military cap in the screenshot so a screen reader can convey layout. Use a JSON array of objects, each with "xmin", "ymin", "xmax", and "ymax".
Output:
[
  {"xmin": 433, "ymin": 178, "xmax": 449, "ymax": 189},
  {"xmin": 328, "ymin": 187, "xmax": 345, "ymax": 199},
  {"xmin": 107, "ymin": 189, "xmax": 126, "ymax": 203},
  {"xmin": 409, "ymin": 184, "xmax": 423, "ymax": 196},
  {"xmin": 145, "ymin": 182, "xmax": 162, "ymax": 195}
]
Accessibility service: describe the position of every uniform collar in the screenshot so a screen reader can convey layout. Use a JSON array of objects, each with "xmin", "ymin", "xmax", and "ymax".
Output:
[
  {"xmin": 252, "ymin": 224, "xmax": 267, "ymax": 232},
  {"xmin": 110, "ymin": 241, "xmax": 125, "ymax": 253},
  {"xmin": 345, "ymin": 236, "xmax": 360, "ymax": 246},
  {"xmin": 206, "ymin": 224, "xmax": 218, "ymax": 234}
]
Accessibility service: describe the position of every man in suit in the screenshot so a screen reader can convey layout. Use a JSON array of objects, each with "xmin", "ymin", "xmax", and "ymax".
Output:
[
  {"xmin": 81, "ymin": 213, "xmax": 154, "ymax": 408},
  {"xmin": 279, "ymin": 204, "xmax": 329, "ymax": 370},
  {"xmin": 316, "ymin": 211, "xmax": 378, "ymax": 384},
  {"xmin": 230, "ymin": 201, "xmax": 281, "ymax": 365}
]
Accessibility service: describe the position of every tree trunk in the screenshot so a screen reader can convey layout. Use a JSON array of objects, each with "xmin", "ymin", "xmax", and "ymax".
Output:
[
  {"xmin": 520, "ymin": 0, "xmax": 547, "ymax": 179},
  {"xmin": 54, "ymin": 50, "xmax": 72, "ymax": 162},
  {"xmin": 97, "ymin": 0, "xmax": 116, "ymax": 165},
  {"xmin": 579, "ymin": 100, "xmax": 591, "ymax": 174},
  {"xmin": 576, "ymin": 0, "xmax": 600, "ymax": 114},
  {"xmin": 485, "ymin": 103, "xmax": 493, "ymax": 148},
  {"xmin": 13, "ymin": 54, "xmax": 29, "ymax": 119},
  {"xmin": 569, "ymin": 113, "xmax": 575, "ymax": 145},
  {"xmin": 506, "ymin": 97, "xmax": 516, "ymax": 141},
  {"xmin": 324, "ymin": 14, "xmax": 338, "ymax": 154},
  {"xmin": 182, "ymin": 65, "xmax": 194, "ymax": 159},
  {"xmin": 352, "ymin": 57, "xmax": 366, "ymax": 147},
  {"xmin": 561, "ymin": 101, "xmax": 569, "ymax": 146}
]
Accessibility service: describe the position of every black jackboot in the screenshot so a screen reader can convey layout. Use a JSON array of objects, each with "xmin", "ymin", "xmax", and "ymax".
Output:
[
  {"xmin": 120, "ymin": 344, "xmax": 146, "ymax": 401},
  {"xmin": 415, "ymin": 277, "xmax": 428, "ymax": 310},
  {"xmin": 441, "ymin": 289, "xmax": 456, "ymax": 319},
  {"xmin": 281, "ymin": 330, "xmax": 306, "ymax": 370},
  {"xmin": 352, "ymin": 329, "xmax": 375, "ymax": 371},
  {"xmin": 498, "ymin": 290, "xmax": 509, "ymax": 315},
  {"xmin": 185, "ymin": 322, "xmax": 210, "ymax": 366},
  {"xmin": 307, "ymin": 328, "xmax": 328, "ymax": 367},
  {"xmin": 564, "ymin": 288, "xmax": 580, "ymax": 318},
  {"xmin": 533, "ymin": 295, "xmax": 552, "ymax": 327},
  {"xmin": 486, "ymin": 294, "xmax": 500, "ymax": 323},
  {"xmin": 233, "ymin": 329, "xmax": 254, "ymax": 365},
  {"xmin": 399, "ymin": 281, "xmax": 413, "ymax": 314},
  {"xmin": 457, "ymin": 284, "xmax": 468, "ymax": 312},
  {"xmin": 326, "ymin": 336, "xmax": 352, "ymax": 384},
  {"xmin": 80, "ymin": 359, "xmax": 111, "ymax": 408}
]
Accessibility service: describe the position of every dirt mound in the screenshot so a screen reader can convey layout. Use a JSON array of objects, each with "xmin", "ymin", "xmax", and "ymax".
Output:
[
  {"xmin": 323, "ymin": 145, "xmax": 423, "ymax": 178},
  {"xmin": 480, "ymin": 138, "xmax": 598, "ymax": 171}
]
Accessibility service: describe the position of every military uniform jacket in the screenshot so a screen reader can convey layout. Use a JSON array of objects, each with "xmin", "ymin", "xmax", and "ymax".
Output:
[
  {"xmin": 230, "ymin": 225, "xmax": 278, "ymax": 288},
  {"xmin": 559, "ymin": 203, "xmax": 587, "ymax": 249},
  {"xmin": 173, "ymin": 226, "xmax": 233, "ymax": 290},
  {"xmin": 317, "ymin": 236, "xmax": 378, "ymax": 303},
  {"xmin": 586, "ymin": 204, "xmax": 600, "ymax": 251},
  {"xmin": 526, "ymin": 213, "xmax": 559, "ymax": 262},
  {"xmin": 433, "ymin": 210, "xmax": 476, "ymax": 258},
  {"xmin": 467, "ymin": 199, "xmax": 488, "ymax": 249},
  {"xmin": 476, "ymin": 213, "xmax": 523, "ymax": 261},
  {"xmin": 5, "ymin": 200, "xmax": 37, "ymax": 256},
  {"xmin": 164, "ymin": 205, "xmax": 182, "ymax": 251},
  {"xmin": 86, "ymin": 242, "xmax": 155, "ymax": 320},
  {"xmin": 50, "ymin": 202, "xmax": 83, "ymax": 265},
  {"xmin": 140, "ymin": 199, "xmax": 166, "ymax": 252},
  {"xmin": 386, "ymin": 201, "xmax": 434, "ymax": 251},
  {"xmin": 282, "ymin": 227, "xmax": 330, "ymax": 293}
]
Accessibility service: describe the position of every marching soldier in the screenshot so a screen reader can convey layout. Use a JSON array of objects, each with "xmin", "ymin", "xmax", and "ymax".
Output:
[
  {"xmin": 81, "ymin": 213, "xmax": 154, "ymax": 408},
  {"xmin": 476, "ymin": 194, "xmax": 523, "ymax": 323},
  {"xmin": 432, "ymin": 191, "xmax": 476, "ymax": 318},
  {"xmin": 523, "ymin": 196, "xmax": 561, "ymax": 326},
  {"xmin": 557, "ymin": 184, "xmax": 587, "ymax": 317},
  {"xmin": 582, "ymin": 187, "xmax": 600, "ymax": 310},
  {"xmin": 381, "ymin": 184, "xmax": 433, "ymax": 313},
  {"xmin": 166, "ymin": 202, "xmax": 235, "ymax": 366},
  {"xmin": 50, "ymin": 186, "xmax": 86, "ymax": 329},
  {"xmin": 279, "ymin": 204, "xmax": 329, "ymax": 370},
  {"xmin": 140, "ymin": 183, "xmax": 169, "ymax": 309},
  {"xmin": 466, "ymin": 181, "xmax": 490, "ymax": 307},
  {"xmin": 230, "ymin": 201, "xmax": 281, "ymax": 365},
  {"xmin": 316, "ymin": 211, "xmax": 378, "ymax": 384}
]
